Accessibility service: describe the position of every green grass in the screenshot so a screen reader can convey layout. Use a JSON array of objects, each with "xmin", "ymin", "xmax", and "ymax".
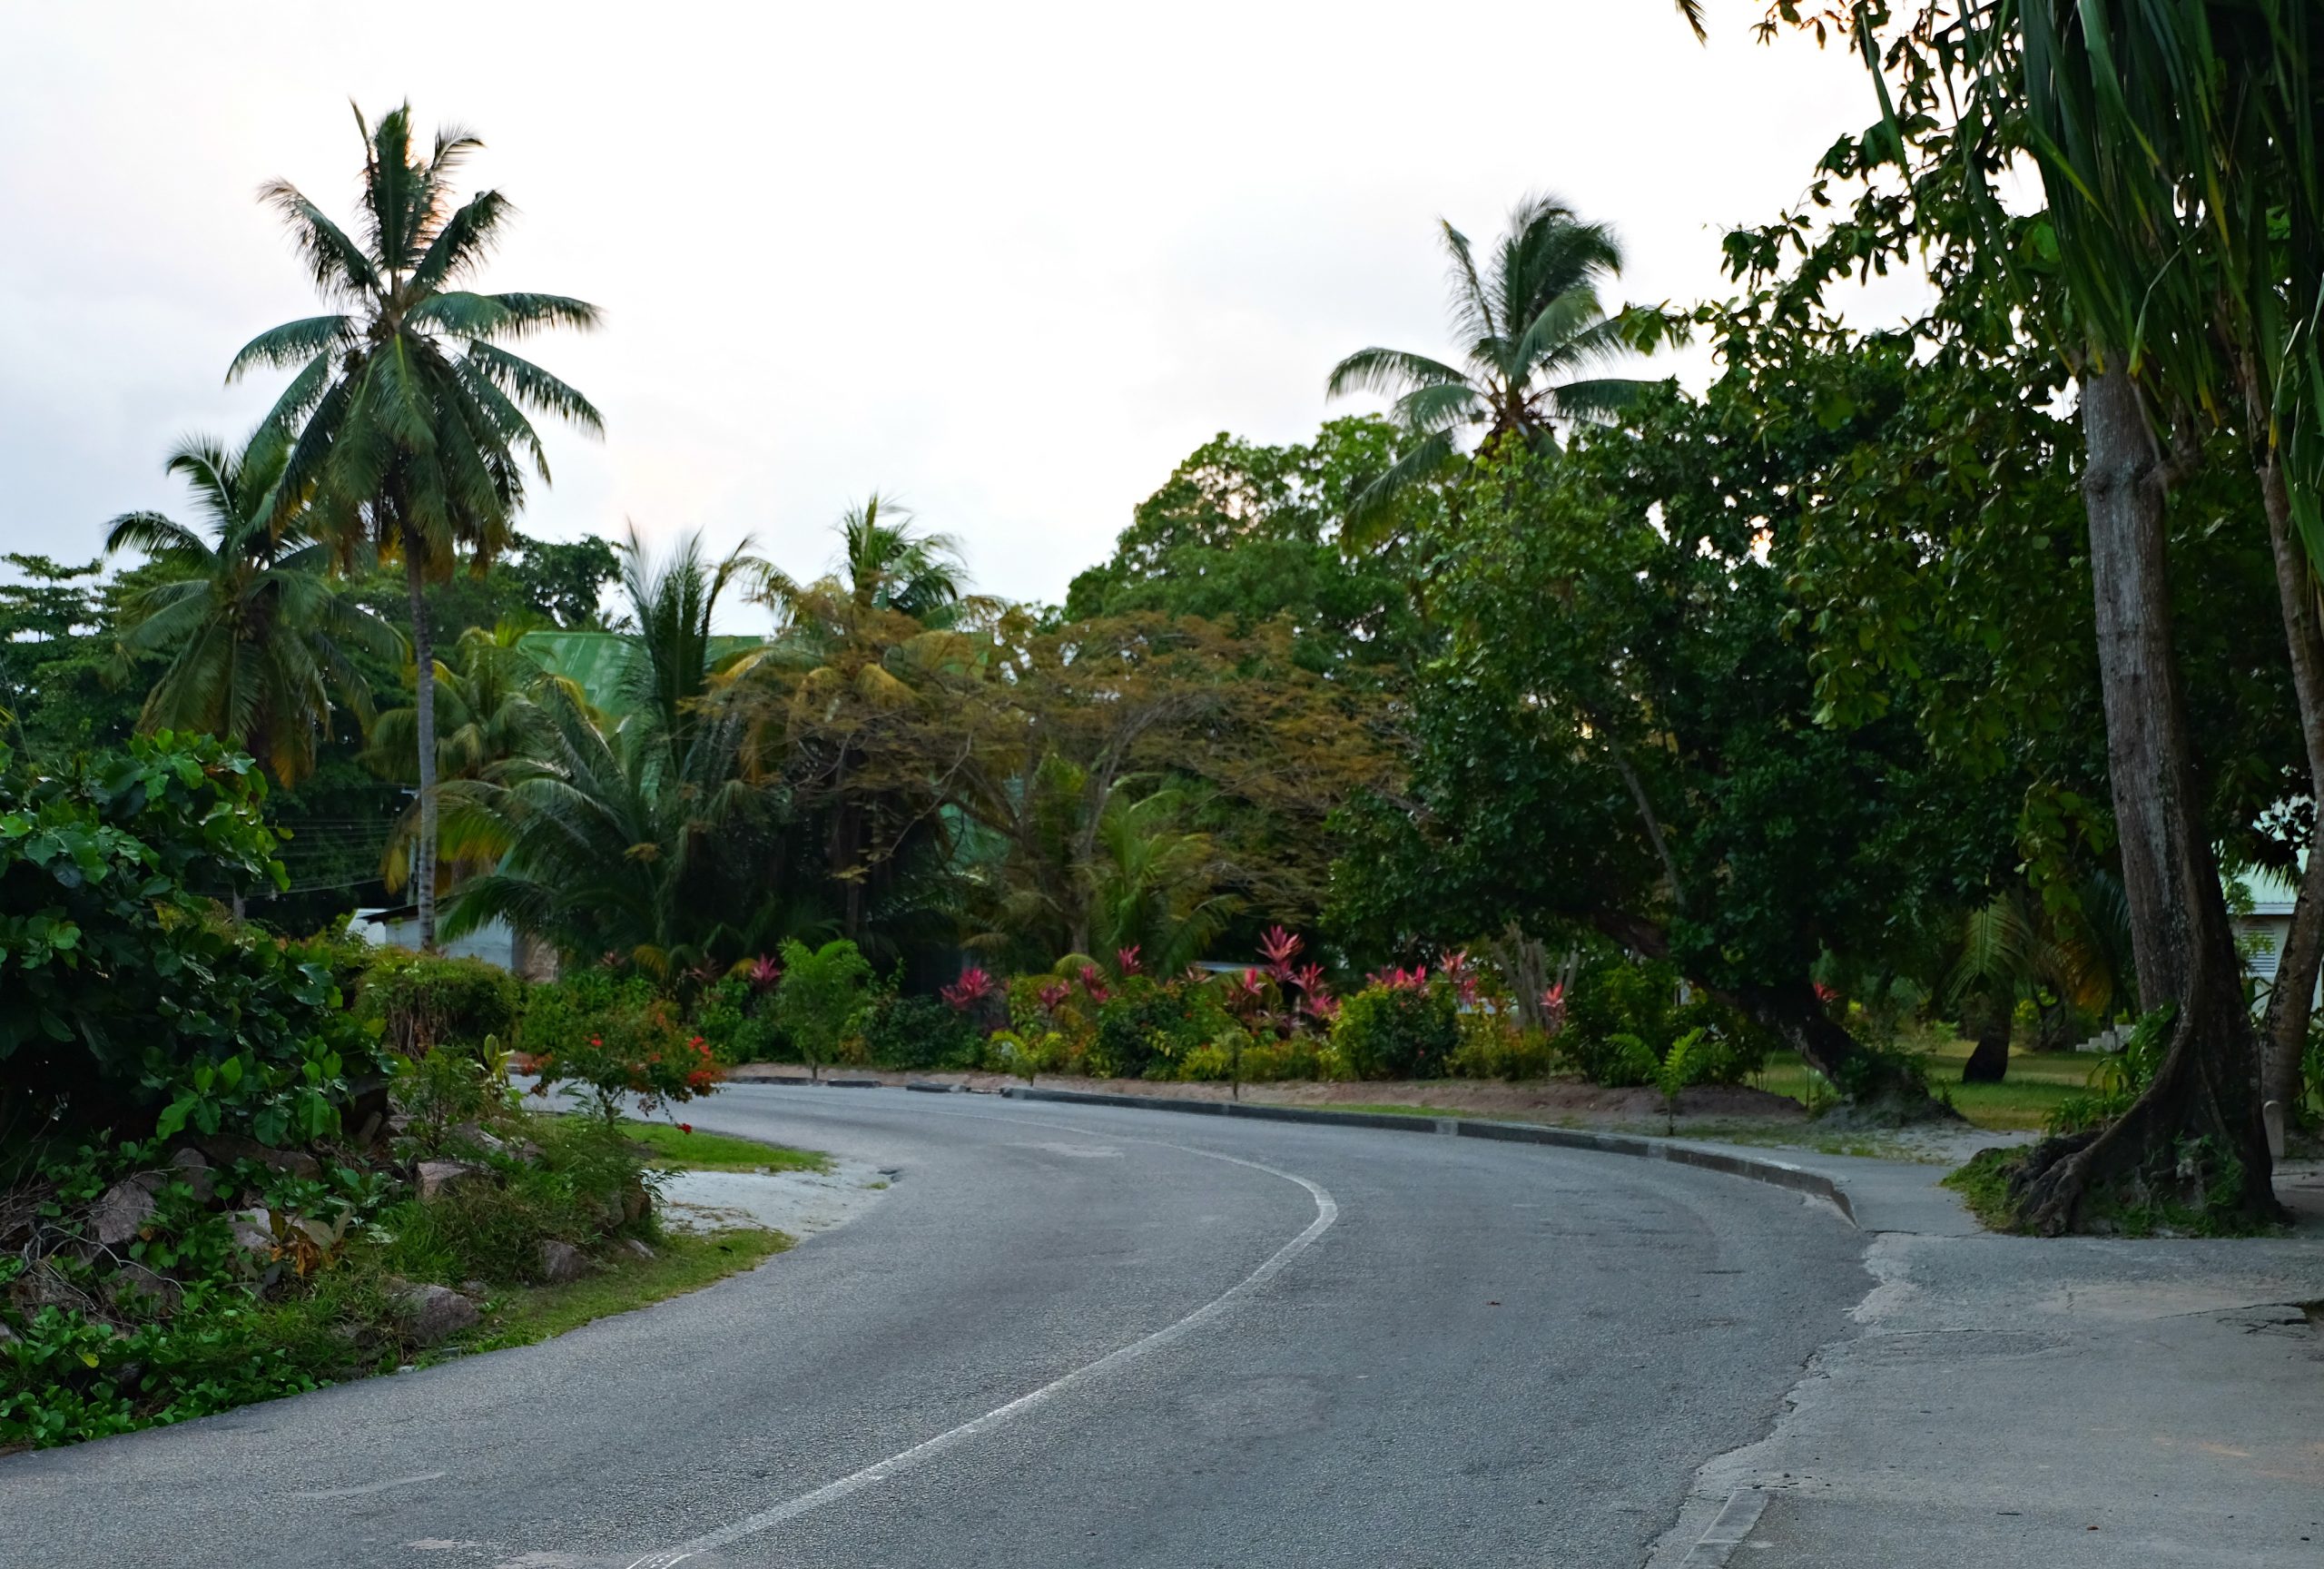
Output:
[
  {"xmin": 1942, "ymin": 1148, "xmax": 2023, "ymax": 1229},
  {"xmin": 459, "ymin": 1228, "xmax": 792, "ymax": 1355},
  {"xmin": 535, "ymin": 1115, "xmax": 829, "ymax": 1174},
  {"xmin": 1751, "ymin": 1041, "xmax": 2097, "ymax": 1132}
]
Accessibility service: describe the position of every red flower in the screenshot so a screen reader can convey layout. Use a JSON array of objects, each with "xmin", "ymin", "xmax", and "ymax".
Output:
[{"xmin": 678, "ymin": 1122, "xmax": 694, "ymax": 1134}]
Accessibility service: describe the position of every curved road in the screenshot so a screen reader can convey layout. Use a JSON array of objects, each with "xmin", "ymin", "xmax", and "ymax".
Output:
[{"xmin": 0, "ymin": 1086, "xmax": 1868, "ymax": 1568}]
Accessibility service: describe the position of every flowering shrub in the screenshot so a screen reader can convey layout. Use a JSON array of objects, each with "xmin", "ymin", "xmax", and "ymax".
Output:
[{"xmin": 529, "ymin": 997, "xmax": 723, "ymax": 1121}]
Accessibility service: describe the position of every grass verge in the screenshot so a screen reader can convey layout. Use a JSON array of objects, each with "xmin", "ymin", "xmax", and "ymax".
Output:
[
  {"xmin": 461, "ymin": 1227, "xmax": 791, "ymax": 1355},
  {"xmin": 607, "ymin": 1117, "xmax": 830, "ymax": 1173},
  {"xmin": 1942, "ymin": 1147, "xmax": 2023, "ymax": 1230}
]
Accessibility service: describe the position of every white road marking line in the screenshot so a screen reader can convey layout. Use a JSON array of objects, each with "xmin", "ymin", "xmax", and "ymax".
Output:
[
  {"xmin": 293, "ymin": 1470, "xmax": 445, "ymax": 1499},
  {"xmin": 621, "ymin": 1133, "xmax": 1337, "ymax": 1569}
]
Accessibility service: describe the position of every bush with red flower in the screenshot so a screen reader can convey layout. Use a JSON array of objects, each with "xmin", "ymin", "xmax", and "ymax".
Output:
[{"xmin": 528, "ymin": 994, "xmax": 725, "ymax": 1123}]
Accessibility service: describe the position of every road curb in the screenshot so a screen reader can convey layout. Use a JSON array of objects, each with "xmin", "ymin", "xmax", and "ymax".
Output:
[{"xmin": 997, "ymin": 1086, "xmax": 1858, "ymax": 1227}]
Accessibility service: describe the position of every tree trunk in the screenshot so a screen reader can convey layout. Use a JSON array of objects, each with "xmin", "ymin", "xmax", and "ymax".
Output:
[
  {"xmin": 2014, "ymin": 367, "xmax": 2279, "ymax": 1232},
  {"xmin": 2258, "ymin": 451, "xmax": 2324, "ymax": 1116},
  {"xmin": 404, "ymin": 544, "xmax": 438, "ymax": 952},
  {"xmin": 1732, "ymin": 979, "xmax": 1957, "ymax": 1121},
  {"xmin": 1960, "ymin": 990, "xmax": 2012, "ymax": 1083}
]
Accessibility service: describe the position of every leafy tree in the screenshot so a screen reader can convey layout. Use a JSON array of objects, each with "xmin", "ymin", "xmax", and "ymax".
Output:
[
  {"xmin": 0, "ymin": 733, "xmax": 382, "ymax": 1141},
  {"xmin": 1064, "ymin": 416, "xmax": 1436, "ymax": 678},
  {"xmin": 1326, "ymin": 193, "xmax": 1669, "ymax": 527},
  {"xmin": 771, "ymin": 937, "xmax": 875, "ymax": 1081},
  {"xmin": 0, "ymin": 555, "xmax": 146, "ymax": 761},
  {"xmin": 230, "ymin": 102, "xmax": 603, "ymax": 951},
  {"xmin": 505, "ymin": 532, "xmax": 621, "ymax": 629},
  {"xmin": 103, "ymin": 428, "xmax": 405, "ymax": 786}
]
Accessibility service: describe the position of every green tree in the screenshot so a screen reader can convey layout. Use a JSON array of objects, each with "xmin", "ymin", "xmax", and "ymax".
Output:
[
  {"xmin": 103, "ymin": 428, "xmax": 404, "ymax": 787},
  {"xmin": 230, "ymin": 102, "xmax": 602, "ymax": 951},
  {"xmin": 1326, "ymin": 193, "xmax": 1669, "ymax": 527}
]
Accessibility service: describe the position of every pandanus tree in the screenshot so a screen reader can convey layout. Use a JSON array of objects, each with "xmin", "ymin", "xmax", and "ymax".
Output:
[
  {"xmin": 229, "ymin": 102, "xmax": 602, "ymax": 948},
  {"xmin": 1326, "ymin": 193, "xmax": 1669, "ymax": 530},
  {"xmin": 104, "ymin": 426, "xmax": 403, "ymax": 786}
]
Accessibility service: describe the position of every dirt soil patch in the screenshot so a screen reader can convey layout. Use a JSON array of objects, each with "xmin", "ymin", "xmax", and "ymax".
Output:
[{"xmin": 720, "ymin": 1063, "xmax": 1807, "ymax": 1126}]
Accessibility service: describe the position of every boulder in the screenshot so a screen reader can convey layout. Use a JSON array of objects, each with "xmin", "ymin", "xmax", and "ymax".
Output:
[
  {"xmin": 103, "ymin": 1262, "xmax": 182, "ymax": 1317},
  {"xmin": 88, "ymin": 1179, "xmax": 158, "ymax": 1248},
  {"xmin": 167, "ymin": 1147, "xmax": 216, "ymax": 1202},
  {"xmin": 199, "ymin": 1136, "xmax": 321, "ymax": 1182},
  {"xmin": 416, "ymin": 1160, "xmax": 489, "ymax": 1203},
  {"xmin": 390, "ymin": 1283, "xmax": 480, "ymax": 1346},
  {"xmin": 620, "ymin": 1181, "xmax": 651, "ymax": 1224},
  {"xmin": 448, "ymin": 1122, "xmax": 510, "ymax": 1158},
  {"xmin": 227, "ymin": 1208, "xmax": 277, "ymax": 1260},
  {"xmin": 537, "ymin": 1240, "xmax": 586, "ymax": 1285},
  {"xmin": 8, "ymin": 1262, "xmax": 89, "ymax": 1315}
]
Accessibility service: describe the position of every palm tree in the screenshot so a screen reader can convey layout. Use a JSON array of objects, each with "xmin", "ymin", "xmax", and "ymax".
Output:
[
  {"xmin": 615, "ymin": 527, "xmax": 760, "ymax": 758},
  {"xmin": 228, "ymin": 102, "xmax": 603, "ymax": 949},
  {"xmin": 361, "ymin": 618, "xmax": 575, "ymax": 893},
  {"xmin": 103, "ymin": 427, "xmax": 404, "ymax": 786},
  {"xmin": 1326, "ymin": 194, "xmax": 1664, "ymax": 526},
  {"xmin": 759, "ymin": 494, "xmax": 982, "ymax": 629}
]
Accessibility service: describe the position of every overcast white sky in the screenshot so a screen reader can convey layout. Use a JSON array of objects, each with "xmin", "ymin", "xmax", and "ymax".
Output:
[{"xmin": 1, "ymin": 3, "xmax": 1911, "ymax": 627}]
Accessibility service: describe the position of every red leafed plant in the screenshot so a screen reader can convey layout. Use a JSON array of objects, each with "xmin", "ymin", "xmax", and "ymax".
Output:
[
  {"xmin": 1258, "ymin": 925, "xmax": 1303, "ymax": 978},
  {"xmin": 745, "ymin": 953, "xmax": 783, "ymax": 993},
  {"xmin": 941, "ymin": 966, "xmax": 995, "ymax": 1011},
  {"xmin": 1036, "ymin": 978, "xmax": 1073, "ymax": 1012},
  {"xmin": 1116, "ymin": 945, "xmax": 1143, "ymax": 977},
  {"xmin": 1542, "ymin": 981, "xmax": 1568, "ymax": 1034},
  {"xmin": 1078, "ymin": 965, "xmax": 1111, "ymax": 1005},
  {"xmin": 1366, "ymin": 964, "xmax": 1430, "ymax": 992}
]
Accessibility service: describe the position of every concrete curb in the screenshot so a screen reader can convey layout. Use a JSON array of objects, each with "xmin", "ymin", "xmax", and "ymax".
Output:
[{"xmin": 997, "ymin": 1085, "xmax": 1858, "ymax": 1227}]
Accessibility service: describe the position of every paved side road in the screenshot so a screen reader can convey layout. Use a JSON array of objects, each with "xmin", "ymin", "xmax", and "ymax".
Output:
[
  {"xmin": 1643, "ymin": 1150, "xmax": 2324, "ymax": 1568},
  {"xmin": 0, "ymin": 1087, "xmax": 1866, "ymax": 1568}
]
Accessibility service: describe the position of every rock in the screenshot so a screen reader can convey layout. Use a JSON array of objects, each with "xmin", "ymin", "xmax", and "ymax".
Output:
[
  {"xmin": 103, "ymin": 1263, "xmax": 182, "ymax": 1317},
  {"xmin": 448, "ymin": 1122, "xmax": 510, "ymax": 1158},
  {"xmin": 416, "ymin": 1160, "xmax": 488, "ymax": 1202},
  {"xmin": 537, "ymin": 1240, "xmax": 586, "ymax": 1284},
  {"xmin": 618, "ymin": 1238, "xmax": 655, "ymax": 1261},
  {"xmin": 199, "ymin": 1136, "xmax": 321, "ymax": 1182},
  {"xmin": 390, "ymin": 1283, "xmax": 480, "ymax": 1346},
  {"xmin": 88, "ymin": 1179, "xmax": 158, "ymax": 1248},
  {"xmin": 8, "ymin": 1262, "xmax": 89, "ymax": 1314},
  {"xmin": 620, "ymin": 1181, "xmax": 651, "ymax": 1223},
  {"xmin": 227, "ymin": 1208, "xmax": 277, "ymax": 1259},
  {"xmin": 461, "ymin": 1278, "xmax": 489, "ymax": 1298},
  {"xmin": 167, "ymin": 1147, "xmax": 216, "ymax": 1202}
]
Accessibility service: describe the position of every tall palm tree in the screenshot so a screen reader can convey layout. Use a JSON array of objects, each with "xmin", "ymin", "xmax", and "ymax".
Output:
[
  {"xmin": 1326, "ymin": 193, "xmax": 1663, "ymax": 527},
  {"xmin": 103, "ymin": 426, "xmax": 404, "ymax": 786},
  {"xmin": 228, "ymin": 101, "xmax": 603, "ymax": 949}
]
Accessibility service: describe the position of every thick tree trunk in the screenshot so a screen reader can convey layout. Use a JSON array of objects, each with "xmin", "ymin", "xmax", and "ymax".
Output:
[
  {"xmin": 2014, "ymin": 368, "xmax": 2279, "ymax": 1232},
  {"xmin": 1591, "ymin": 911, "xmax": 1953, "ymax": 1120},
  {"xmin": 1960, "ymin": 990, "xmax": 2012, "ymax": 1083},
  {"xmin": 1732, "ymin": 978, "xmax": 1958, "ymax": 1121},
  {"xmin": 404, "ymin": 545, "xmax": 438, "ymax": 952},
  {"xmin": 2258, "ymin": 452, "xmax": 2324, "ymax": 1116}
]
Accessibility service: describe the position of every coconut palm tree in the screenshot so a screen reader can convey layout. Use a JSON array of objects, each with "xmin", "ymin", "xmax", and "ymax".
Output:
[
  {"xmin": 103, "ymin": 426, "xmax": 404, "ymax": 786},
  {"xmin": 758, "ymin": 494, "xmax": 983, "ymax": 631},
  {"xmin": 228, "ymin": 101, "xmax": 603, "ymax": 949},
  {"xmin": 361, "ymin": 618, "xmax": 576, "ymax": 893},
  {"xmin": 615, "ymin": 527, "xmax": 760, "ymax": 758},
  {"xmin": 1326, "ymin": 193, "xmax": 1664, "ymax": 527}
]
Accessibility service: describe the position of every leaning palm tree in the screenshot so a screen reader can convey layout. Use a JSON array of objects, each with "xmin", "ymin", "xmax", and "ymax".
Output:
[
  {"xmin": 1326, "ymin": 193, "xmax": 1663, "ymax": 528},
  {"xmin": 104, "ymin": 426, "xmax": 404, "ymax": 786},
  {"xmin": 228, "ymin": 101, "xmax": 603, "ymax": 949}
]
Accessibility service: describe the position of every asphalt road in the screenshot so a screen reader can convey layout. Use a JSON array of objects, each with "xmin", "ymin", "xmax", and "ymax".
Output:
[{"xmin": 0, "ymin": 1085, "xmax": 1868, "ymax": 1569}]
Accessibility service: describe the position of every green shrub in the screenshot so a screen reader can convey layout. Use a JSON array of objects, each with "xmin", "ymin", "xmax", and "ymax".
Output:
[
  {"xmin": 1090, "ymin": 977, "xmax": 1224, "ymax": 1079},
  {"xmin": 515, "ymin": 968, "xmax": 660, "ymax": 1063},
  {"xmin": 857, "ymin": 992, "xmax": 978, "ymax": 1071},
  {"xmin": 0, "ymin": 734, "xmax": 387, "ymax": 1145},
  {"xmin": 1558, "ymin": 956, "xmax": 1768, "ymax": 1088},
  {"xmin": 772, "ymin": 939, "xmax": 875, "ymax": 1079},
  {"xmin": 353, "ymin": 948, "xmax": 522, "ymax": 1055},
  {"xmin": 1446, "ymin": 1010, "xmax": 1561, "ymax": 1081},
  {"xmin": 1176, "ymin": 1031, "xmax": 1339, "ymax": 1082},
  {"xmin": 691, "ymin": 976, "xmax": 788, "ymax": 1065},
  {"xmin": 1331, "ymin": 982, "xmax": 1462, "ymax": 1079},
  {"xmin": 527, "ymin": 996, "xmax": 720, "ymax": 1121}
]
